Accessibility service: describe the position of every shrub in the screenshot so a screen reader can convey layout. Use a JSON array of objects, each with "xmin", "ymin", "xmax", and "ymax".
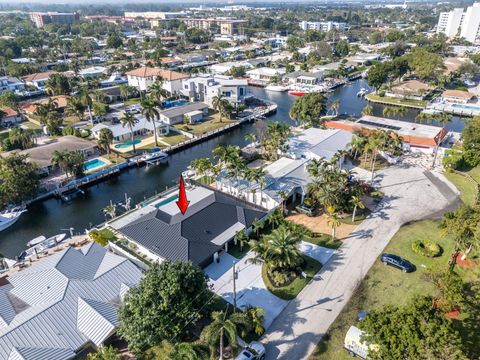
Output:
[
  {"xmin": 411, "ymin": 239, "xmax": 441, "ymax": 257},
  {"xmin": 89, "ymin": 228, "xmax": 117, "ymax": 246},
  {"xmin": 269, "ymin": 269, "xmax": 293, "ymax": 287},
  {"xmin": 62, "ymin": 126, "xmax": 81, "ymax": 137},
  {"xmin": 378, "ymin": 90, "xmax": 386, "ymax": 97}
]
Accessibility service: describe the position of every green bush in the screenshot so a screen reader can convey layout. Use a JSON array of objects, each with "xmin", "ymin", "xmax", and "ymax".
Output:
[
  {"xmin": 411, "ymin": 239, "xmax": 441, "ymax": 257},
  {"xmin": 89, "ymin": 228, "xmax": 117, "ymax": 246},
  {"xmin": 378, "ymin": 90, "xmax": 386, "ymax": 97}
]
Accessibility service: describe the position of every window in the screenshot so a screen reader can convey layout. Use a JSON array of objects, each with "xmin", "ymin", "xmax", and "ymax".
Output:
[
  {"xmin": 239, "ymin": 87, "xmax": 244, "ymax": 96},
  {"xmin": 223, "ymin": 91, "xmax": 231, "ymax": 97}
]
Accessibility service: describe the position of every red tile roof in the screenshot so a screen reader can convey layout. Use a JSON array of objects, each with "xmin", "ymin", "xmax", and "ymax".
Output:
[{"xmin": 125, "ymin": 66, "xmax": 189, "ymax": 81}]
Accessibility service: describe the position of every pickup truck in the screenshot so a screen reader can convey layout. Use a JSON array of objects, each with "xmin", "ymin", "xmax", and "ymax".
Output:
[{"xmin": 235, "ymin": 341, "xmax": 266, "ymax": 360}]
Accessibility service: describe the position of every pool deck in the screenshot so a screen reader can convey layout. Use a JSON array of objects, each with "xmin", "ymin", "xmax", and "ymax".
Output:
[
  {"xmin": 111, "ymin": 137, "xmax": 156, "ymax": 154},
  {"xmin": 84, "ymin": 156, "xmax": 111, "ymax": 174}
]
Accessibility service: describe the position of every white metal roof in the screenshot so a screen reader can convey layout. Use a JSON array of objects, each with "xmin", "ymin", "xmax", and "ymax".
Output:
[{"xmin": 0, "ymin": 243, "xmax": 142, "ymax": 360}]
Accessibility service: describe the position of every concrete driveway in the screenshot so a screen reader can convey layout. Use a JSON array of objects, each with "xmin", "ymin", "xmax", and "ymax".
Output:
[
  {"xmin": 205, "ymin": 252, "xmax": 289, "ymax": 329},
  {"xmin": 261, "ymin": 165, "xmax": 460, "ymax": 360}
]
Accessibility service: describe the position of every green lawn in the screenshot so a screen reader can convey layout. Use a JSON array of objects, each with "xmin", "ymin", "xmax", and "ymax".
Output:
[
  {"xmin": 124, "ymin": 98, "xmax": 141, "ymax": 105},
  {"xmin": 351, "ymin": 156, "xmax": 389, "ymax": 172},
  {"xmin": 366, "ymin": 93, "xmax": 427, "ymax": 108},
  {"xmin": 310, "ymin": 220, "xmax": 470, "ymax": 360},
  {"xmin": 444, "ymin": 166, "xmax": 480, "ymax": 206},
  {"xmin": 160, "ymin": 132, "xmax": 189, "ymax": 146},
  {"xmin": 175, "ymin": 114, "xmax": 236, "ymax": 136},
  {"xmin": 263, "ymin": 255, "xmax": 322, "ymax": 300},
  {"xmin": 306, "ymin": 233, "xmax": 342, "ymax": 249}
]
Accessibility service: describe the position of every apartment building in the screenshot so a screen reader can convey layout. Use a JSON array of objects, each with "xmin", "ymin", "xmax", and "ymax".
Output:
[
  {"xmin": 181, "ymin": 18, "xmax": 247, "ymax": 35},
  {"xmin": 181, "ymin": 74, "xmax": 248, "ymax": 107},
  {"xmin": 124, "ymin": 11, "xmax": 184, "ymax": 20},
  {"xmin": 299, "ymin": 21, "xmax": 347, "ymax": 32},
  {"xmin": 437, "ymin": 3, "xmax": 480, "ymax": 43},
  {"xmin": 29, "ymin": 12, "xmax": 79, "ymax": 28}
]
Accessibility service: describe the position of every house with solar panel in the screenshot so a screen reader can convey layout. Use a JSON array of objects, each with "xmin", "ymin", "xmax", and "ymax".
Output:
[
  {"xmin": 107, "ymin": 184, "xmax": 268, "ymax": 267},
  {"xmin": 0, "ymin": 242, "xmax": 142, "ymax": 360}
]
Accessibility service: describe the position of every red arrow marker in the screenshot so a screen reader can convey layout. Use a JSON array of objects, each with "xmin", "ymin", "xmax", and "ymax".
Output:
[{"xmin": 176, "ymin": 175, "xmax": 190, "ymax": 215}]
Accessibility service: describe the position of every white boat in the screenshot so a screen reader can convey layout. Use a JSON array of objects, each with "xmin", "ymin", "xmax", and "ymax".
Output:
[
  {"xmin": 357, "ymin": 88, "xmax": 368, "ymax": 97},
  {"xmin": 20, "ymin": 233, "xmax": 67, "ymax": 260},
  {"xmin": 0, "ymin": 207, "xmax": 26, "ymax": 232},
  {"xmin": 141, "ymin": 150, "xmax": 169, "ymax": 163},
  {"xmin": 100, "ymin": 72, "xmax": 128, "ymax": 87},
  {"xmin": 265, "ymin": 84, "xmax": 288, "ymax": 92},
  {"xmin": 26, "ymin": 235, "xmax": 47, "ymax": 247}
]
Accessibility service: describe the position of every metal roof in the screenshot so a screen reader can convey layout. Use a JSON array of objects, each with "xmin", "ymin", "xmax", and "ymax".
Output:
[
  {"xmin": 116, "ymin": 187, "xmax": 266, "ymax": 266},
  {"xmin": 0, "ymin": 243, "xmax": 143, "ymax": 360}
]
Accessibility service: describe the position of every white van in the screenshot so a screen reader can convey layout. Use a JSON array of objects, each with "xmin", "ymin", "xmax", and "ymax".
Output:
[{"xmin": 344, "ymin": 325, "xmax": 378, "ymax": 359}]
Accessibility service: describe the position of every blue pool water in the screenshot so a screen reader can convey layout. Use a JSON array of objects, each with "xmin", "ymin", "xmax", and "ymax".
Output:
[
  {"xmin": 451, "ymin": 103, "xmax": 480, "ymax": 111},
  {"xmin": 84, "ymin": 158, "xmax": 106, "ymax": 171},
  {"xmin": 162, "ymin": 100, "xmax": 187, "ymax": 109},
  {"xmin": 114, "ymin": 139, "xmax": 141, "ymax": 149},
  {"xmin": 155, "ymin": 195, "xmax": 178, "ymax": 208}
]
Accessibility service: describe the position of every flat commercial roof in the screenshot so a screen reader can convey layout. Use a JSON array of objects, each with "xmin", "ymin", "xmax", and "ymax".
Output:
[{"xmin": 326, "ymin": 115, "xmax": 448, "ymax": 147}]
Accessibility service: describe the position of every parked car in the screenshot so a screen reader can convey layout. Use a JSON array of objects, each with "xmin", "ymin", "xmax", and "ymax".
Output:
[
  {"xmin": 235, "ymin": 341, "xmax": 265, "ymax": 360},
  {"xmin": 125, "ymin": 104, "xmax": 141, "ymax": 114},
  {"xmin": 296, "ymin": 204, "xmax": 314, "ymax": 217},
  {"xmin": 381, "ymin": 253, "xmax": 415, "ymax": 273}
]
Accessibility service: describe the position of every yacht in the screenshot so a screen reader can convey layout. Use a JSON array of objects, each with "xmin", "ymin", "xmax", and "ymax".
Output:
[
  {"xmin": 141, "ymin": 150, "xmax": 169, "ymax": 163},
  {"xmin": 357, "ymin": 88, "xmax": 369, "ymax": 97},
  {"xmin": 265, "ymin": 84, "xmax": 288, "ymax": 92},
  {"xmin": 0, "ymin": 207, "xmax": 26, "ymax": 232},
  {"xmin": 27, "ymin": 233, "xmax": 66, "ymax": 247},
  {"xmin": 19, "ymin": 233, "xmax": 67, "ymax": 260}
]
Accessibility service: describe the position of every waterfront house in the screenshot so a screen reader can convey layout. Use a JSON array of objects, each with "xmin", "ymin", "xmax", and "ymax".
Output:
[
  {"xmin": 246, "ymin": 67, "xmax": 286, "ymax": 82},
  {"xmin": 22, "ymin": 95, "xmax": 70, "ymax": 116},
  {"xmin": 0, "ymin": 107, "xmax": 23, "ymax": 127},
  {"xmin": 91, "ymin": 115, "xmax": 169, "ymax": 143},
  {"xmin": 209, "ymin": 61, "xmax": 254, "ymax": 75},
  {"xmin": 0, "ymin": 76, "xmax": 24, "ymax": 94},
  {"xmin": 158, "ymin": 102, "xmax": 209, "ymax": 125},
  {"xmin": 0, "ymin": 242, "xmax": 143, "ymax": 360},
  {"xmin": 125, "ymin": 66, "xmax": 189, "ymax": 95},
  {"xmin": 386, "ymin": 80, "xmax": 434, "ymax": 101},
  {"xmin": 326, "ymin": 115, "xmax": 449, "ymax": 152},
  {"xmin": 441, "ymin": 89, "xmax": 475, "ymax": 104},
  {"xmin": 79, "ymin": 66, "xmax": 107, "ymax": 79},
  {"xmin": 346, "ymin": 53, "xmax": 381, "ymax": 65},
  {"xmin": 216, "ymin": 128, "xmax": 353, "ymax": 209},
  {"xmin": 4, "ymin": 136, "xmax": 97, "ymax": 175},
  {"xmin": 283, "ymin": 70, "xmax": 324, "ymax": 85},
  {"xmin": 181, "ymin": 75, "xmax": 248, "ymax": 107},
  {"xmin": 109, "ymin": 185, "xmax": 267, "ymax": 267},
  {"xmin": 22, "ymin": 71, "xmax": 57, "ymax": 90}
]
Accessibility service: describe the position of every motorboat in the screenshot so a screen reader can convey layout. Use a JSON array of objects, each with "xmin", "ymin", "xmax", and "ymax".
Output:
[
  {"xmin": 26, "ymin": 235, "xmax": 47, "ymax": 247},
  {"xmin": 357, "ymin": 88, "xmax": 369, "ymax": 97},
  {"xmin": 265, "ymin": 84, "xmax": 288, "ymax": 92},
  {"xmin": 0, "ymin": 207, "xmax": 26, "ymax": 232},
  {"xmin": 288, "ymin": 84, "xmax": 325, "ymax": 96},
  {"xmin": 19, "ymin": 233, "xmax": 67, "ymax": 260},
  {"xmin": 100, "ymin": 72, "xmax": 128, "ymax": 87},
  {"xmin": 141, "ymin": 150, "xmax": 169, "ymax": 163}
]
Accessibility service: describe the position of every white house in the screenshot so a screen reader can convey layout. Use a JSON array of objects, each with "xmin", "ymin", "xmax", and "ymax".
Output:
[
  {"xmin": 125, "ymin": 66, "xmax": 190, "ymax": 95},
  {"xmin": 0, "ymin": 107, "xmax": 23, "ymax": 126},
  {"xmin": 22, "ymin": 71, "xmax": 57, "ymax": 90},
  {"xmin": 209, "ymin": 61, "xmax": 254, "ymax": 75},
  {"xmin": 91, "ymin": 115, "xmax": 169, "ymax": 142},
  {"xmin": 181, "ymin": 75, "xmax": 248, "ymax": 107},
  {"xmin": 79, "ymin": 66, "xmax": 107, "ymax": 79},
  {"xmin": 283, "ymin": 70, "xmax": 324, "ymax": 85},
  {"xmin": 0, "ymin": 76, "xmax": 24, "ymax": 94},
  {"xmin": 246, "ymin": 67, "xmax": 286, "ymax": 82}
]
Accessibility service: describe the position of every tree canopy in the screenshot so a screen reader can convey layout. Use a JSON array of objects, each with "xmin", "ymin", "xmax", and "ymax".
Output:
[
  {"xmin": 289, "ymin": 93, "xmax": 327, "ymax": 127},
  {"xmin": 118, "ymin": 261, "xmax": 211, "ymax": 353},
  {"xmin": 0, "ymin": 153, "xmax": 39, "ymax": 207}
]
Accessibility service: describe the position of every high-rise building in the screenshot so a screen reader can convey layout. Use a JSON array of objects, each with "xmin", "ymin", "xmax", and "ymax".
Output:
[
  {"xmin": 437, "ymin": 3, "xmax": 480, "ymax": 43},
  {"xmin": 299, "ymin": 21, "xmax": 347, "ymax": 32},
  {"xmin": 30, "ymin": 12, "xmax": 79, "ymax": 28}
]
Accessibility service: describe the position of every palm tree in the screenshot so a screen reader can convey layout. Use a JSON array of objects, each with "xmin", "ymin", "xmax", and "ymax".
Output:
[
  {"xmin": 350, "ymin": 195, "xmax": 365, "ymax": 222},
  {"xmin": 277, "ymin": 190, "xmax": 289, "ymax": 213},
  {"xmin": 382, "ymin": 106, "xmax": 398, "ymax": 118},
  {"xmin": 120, "ymin": 112, "xmax": 139, "ymax": 153},
  {"xmin": 141, "ymin": 97, "xmax": 160, "ymax": 146},
  {"xmin": 262, "ymin": 226, "xmax": 303, "ymax": 270},
  {"xmin": 98, "ymin": 128, "xmax": 114, "ymax": 154},
  {"xmin": 328, "ymin": 99, "xmax": 340, "ymax": 116},
  {"xmin": 349, "ymin": 134, "xmax": 368, "ymax": 160},
  {"xmin": 51, "ymin": 150, "xmax": 69, "ymax": 178},
  {"xmin": 327, "ymin": 212, "xmax": 341, "ymax": 241},
  {"xmin": 169, "ymin": 342, "xmax": 208, "ymax": 360},
  {"xmin": 242, "ymin": 305, "xmax": 265, "ymax": 336},
  {"xmin": 362, "ymin": 104, "xmax": 373, "ymax": 116},
  {"xmin": 103, "ymin": 202, "xmax": 116, "ymax": 219},
  {"xmin": 66, "ymin": 96, "xmax": 86, "ymax": 122},
  {"xmin": 244, "ymin": 133, "xmax": 257, "ymax": 146},
  {"xmin": 234, "ymin": 230, "xmax": 248, "ymax": 251},
  {"xmin": 248, "ymin": 167, "xmax": 267, "ymax": 205},
  {"xmin": 200, "ymin": 310, "xmax": 249, "ymax": 360},
  {"xmin": 92, "ymin": 90, "xmax": 106, "ymax": 103},
  {"xmin": 212, "ymin": 94, "xmax": 229, "ymax": 123},
  {"xmin": 78, "ymin": 87, "xmax": 94, "ymax": 124},
  {"xmin": 367, "ymin": 130, "xmax": 385, "ymax": 183},
  {"xmin": 149, "ymin": 78, "xmax": 167, "ymax": 102},
  {"xmin": 34, "ymin": 99, "xmax": 58, "ymax": 124},
  {"xmin": 252, "ymin": 218, "xmax": 264, "ymax": 238}
]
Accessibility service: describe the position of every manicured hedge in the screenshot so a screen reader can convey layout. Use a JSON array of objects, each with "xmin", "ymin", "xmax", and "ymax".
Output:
[{"xmin": 411, "ymin": 239, "xmax": 441, "ymax": 257}]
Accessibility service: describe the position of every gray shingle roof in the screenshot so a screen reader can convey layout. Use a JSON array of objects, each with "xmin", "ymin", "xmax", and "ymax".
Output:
[
  {"xmin": 159, "ymin": 102, "xmax": 208, "ymax": 119},
  {"xmin": 118, "ymin": 189, "xmax": 266, "ymax": 266},
  {"xmin": 0, "ymin": 243, "xmax": 143, "ymax": 360}
]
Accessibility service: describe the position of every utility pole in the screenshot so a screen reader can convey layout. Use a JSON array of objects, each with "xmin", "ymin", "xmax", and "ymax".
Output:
[{"xmin": 232, "ymin": 261, "xmax": 238, "ymax": 312}]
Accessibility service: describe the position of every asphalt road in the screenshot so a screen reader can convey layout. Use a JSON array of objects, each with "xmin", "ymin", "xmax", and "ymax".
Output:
[{"xmin": 261, "ymin": 165, "xmax": 460, "ymax": 360}]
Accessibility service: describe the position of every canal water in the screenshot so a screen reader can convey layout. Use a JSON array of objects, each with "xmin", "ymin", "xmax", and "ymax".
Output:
[{"xmin": 0, "ymin": 79, "xmax": 467, "ymax": 257}]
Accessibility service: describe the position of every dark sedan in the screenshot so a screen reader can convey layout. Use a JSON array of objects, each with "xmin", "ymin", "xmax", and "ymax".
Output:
[{"xmin": 381, "ymin": 253, "xmax": 415, "ymax": 273}]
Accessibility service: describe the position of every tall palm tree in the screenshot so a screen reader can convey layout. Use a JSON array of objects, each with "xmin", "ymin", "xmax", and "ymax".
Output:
[
  {"xmin": 362, "ymin": 104, "xmax": 373, "ymax": 116},
  {"xmin": 66, "ymin": 96, "xmax": 86, "ymax": 122},
  {"xmin": 200, "ymin": 310, "xmax": 249, "ymax": 360},
  {"xmin": 350, "ymin": 195, "xmax": 365, "ymax": 222},
  {"xmin": 234, "ymin": 230, "xmax": 248, "ymax": 251},
  {"xmin": 98, "ymin": 128, "xmax": 114, "ymax": 154},
  {"xmin": 248, "ymin": 167, "xmax": 267, "ymax": 205},
  {"xmin": 212, "ymin": 94, "xmax": 229, "ymax": 123},
  {"xmin": 141, "ymin": 97, "xmax": 160, "ymax": 146},
  {"xmin": 242, "ymin": 305, "xmax": 265, "ymax": 336},
  {"xmin": 92, "ymin": 90, "xmax": 107, "ymax": 103},
  {"xmin": 78, "ymin": 87, "xmax": 94, "ymax": 124},
  {"xmin": 252, "ymin": 218, "xmax": 264, "ymax": 238},
  {"xmin": 349, "ymin": 134, "xmax": 368, "ymax": 160},
  {"xmin": 149, "ymin": 78, "xmax": 167, "ymax": 102},
  {"xmin": 327, "ymin": 212, "xmax": 341, "ymax": 241},
  {"xmin": 244, "ymin": 133, "xmax": 257, "ymax": 146},
  {"xmin": 103, "ymin": 202, "xmax": 116, "ymax": 219},
  {"xmin": 120, "ymin": 112, "xmax": 139, "ymax": 153},
  {"xmin": 169, "ymin": 342, "xmax": 208, "ymax": 360},
  {"xmin": 51, "ymin": 150, "xmax": 69, "ymax": 178},
  {"xmin": 262, "ymin": 225, "xmax": 303, "ymax": 270},
  {"xmin": 329, "ymin": 99, "xmax": 340, "ymax": 116}
]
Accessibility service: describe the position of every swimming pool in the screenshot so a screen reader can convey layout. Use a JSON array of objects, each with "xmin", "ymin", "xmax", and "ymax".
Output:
[
  {"xmin": 84, "ymin": 158, "xmax": 106, "ymax": 171},
  {"xmin": 162, "ymin": 100, "xmax": 187, "ymax": 109},
  {"xmin": 451, "ymin": 103, "xmax": 480, "ymax": 111},
  {"xmin": 155, "ymin": 194, "xmax": 178, "ymax": 208},
  {"xmin": 114, "ymin": 139, "xmax": 141, "ymax": 149}
]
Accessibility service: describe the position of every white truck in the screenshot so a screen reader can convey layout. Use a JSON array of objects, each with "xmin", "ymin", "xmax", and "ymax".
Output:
[
  {"xmin": 235, "ymin": 341, "xmax": 266, "ymax": 360},
  {"xmin": 344, "ymin": 325, "xmax": 378, "ymax": 359}
]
